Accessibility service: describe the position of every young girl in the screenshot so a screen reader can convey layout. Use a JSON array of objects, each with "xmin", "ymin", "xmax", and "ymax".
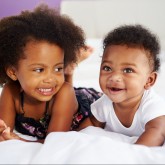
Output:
[
  {"xmin": 0, "ymin": 4, "xmax": 100, "ymax": 142},
  {"xmin": 82, "ymin": 25, "xmax": 165, "ymax": 147}
]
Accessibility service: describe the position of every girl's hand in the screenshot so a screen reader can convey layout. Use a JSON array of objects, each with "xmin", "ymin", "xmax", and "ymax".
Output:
[
  {"xmin": 0, "ymin": 119, "xmax": 7, "ymax": 133},
  {"xmin": 0, "ymin": 127, "xmax": 20, "ymax": 141}
]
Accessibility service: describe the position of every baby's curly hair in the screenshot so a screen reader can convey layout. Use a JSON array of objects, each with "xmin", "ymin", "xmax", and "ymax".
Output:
[
  {"xmin": 0, "ymin": 4, "xmax": 85, "ymax": 85},
  {"xmin": 103, "ymin": 24, "xmax": 160, "ymax": 72}
]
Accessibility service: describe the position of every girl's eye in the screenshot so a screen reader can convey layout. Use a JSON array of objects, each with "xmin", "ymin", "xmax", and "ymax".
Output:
[
  {"xmin": 34, "ymin": 68, "xmax": 44, "ymax": 73},
  {"xmin": 102, "ymin": 66, "xmax": 112, "ymax": 71},
  {"xmin": 55, "ymin": 67, "xmax": 63, "ymax": 72},
  {"xmin": 123, "ymin": 68, "xmax": 133, "ymax": 73}
]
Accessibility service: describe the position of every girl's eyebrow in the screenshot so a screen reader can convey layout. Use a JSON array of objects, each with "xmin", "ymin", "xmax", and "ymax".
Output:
[{"xmin": 28, "ymin": 62, "xmax": 64, "ymax": 67}]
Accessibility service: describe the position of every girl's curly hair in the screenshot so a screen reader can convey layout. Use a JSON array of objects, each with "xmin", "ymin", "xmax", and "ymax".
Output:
[{"xmin": 0, "ymin": 4, "xmax": 85, "ymax": 85}]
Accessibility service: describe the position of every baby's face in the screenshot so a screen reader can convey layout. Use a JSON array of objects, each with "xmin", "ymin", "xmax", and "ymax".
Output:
[
  {"xmin": 13, "ymin": 40, "xmax": 65, "ymax": 102},
  {"xmin": 99, "ymin": 45, "xmax": 156, "ymax": 104}
]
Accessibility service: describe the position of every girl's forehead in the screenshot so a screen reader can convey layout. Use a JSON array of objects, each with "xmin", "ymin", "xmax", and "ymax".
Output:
[
  {"xmin": 20, "ymin": 40, "xmax": 64, "ymax": 64},
  {"xmin": 24, "ymin": 40, "xmax": 63, "ymax": 54}
]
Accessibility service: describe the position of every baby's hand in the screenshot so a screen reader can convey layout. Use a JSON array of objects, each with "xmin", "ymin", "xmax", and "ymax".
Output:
[{"xmin": 0, "ymin": 127, "xmax": 20, "ymax": 141}]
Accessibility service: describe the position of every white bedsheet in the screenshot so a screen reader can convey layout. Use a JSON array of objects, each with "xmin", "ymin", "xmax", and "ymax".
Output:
[{"xmin": 0, "ymin": 126, "xmax": 165, "ymax": 164}]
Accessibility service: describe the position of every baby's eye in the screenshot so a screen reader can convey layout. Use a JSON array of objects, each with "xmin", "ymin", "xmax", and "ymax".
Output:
[
  {"xmin": 34, "ymin": 68, "xmax": 44, "ymax": 73},
  {"xmin": 123, "ymin": 68, "xmax": 133, "ymax": 73},
  {"xmin": 102, "ymin": 66, "xmax": 112, "ymax": 71}
]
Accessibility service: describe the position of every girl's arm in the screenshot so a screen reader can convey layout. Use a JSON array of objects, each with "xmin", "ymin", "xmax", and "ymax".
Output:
[
  {"xmin": 0, "ymin": 83, "xmax": 18, "ymax": 131},
  {"xmin": 47, "ymin": 82, "xmax": 78, "ymax": 133},
  {"xmin": 0, "ymin": 83, "xmax": 22, "ymax": 142},
  {"xmin": 0, "ymin": 126, "xmax": 44, "ymax": 143},
  {"xmin": 135, "ymin": 115, "xmax": 165, "ymax": 146},
  {"xmin": 0, "ymin": 83, "xmax": 43, "ymax": 143}
]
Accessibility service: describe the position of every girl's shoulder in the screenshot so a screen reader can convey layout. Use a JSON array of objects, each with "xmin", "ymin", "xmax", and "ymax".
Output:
[
  {"xmin": 56, "ymin": 82, "xmax": 75, "ymax": 96},
  {"xmin": 50, "ymin": 81, "xmax": 76, "ymax": 106},
  {"xmin": 2, "ymin": 81, "xmax": 21, "ymax": 98},
  {"xmin": 50, "ymin": 82, "xmax": 78, "ymax": 113},
  {"xmin": 0, "ymin": 82, "xmax": 21, "ymax": 119}
]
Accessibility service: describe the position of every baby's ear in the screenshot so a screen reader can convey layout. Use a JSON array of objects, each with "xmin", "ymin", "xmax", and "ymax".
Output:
[
  {"xmin": 144, "ymin": 72, "xmax": 157, "ymax": 90},
  {"xmin": 6, "ymin": 67, "xmax": 17, "ymax": 81}
]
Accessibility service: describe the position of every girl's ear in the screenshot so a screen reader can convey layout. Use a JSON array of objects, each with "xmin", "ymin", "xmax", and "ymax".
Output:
[
  {"xmin": 144, "ymin": 72, "xmax": 157, "ymax": 90},
  {"xmin": 6, "ymin": 67, "xmax": 18, "ymax": 81}
]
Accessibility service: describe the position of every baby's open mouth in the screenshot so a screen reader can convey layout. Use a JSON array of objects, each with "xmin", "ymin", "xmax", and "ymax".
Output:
[{"xmin": 110, "ymin": 87, "xmax": 123, "ymax": 91}]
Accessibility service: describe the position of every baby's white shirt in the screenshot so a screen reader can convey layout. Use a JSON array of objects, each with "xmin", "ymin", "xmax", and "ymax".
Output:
[{"xmin": 91, "ymin": 89, "xmax": 165, "ymax": 136}]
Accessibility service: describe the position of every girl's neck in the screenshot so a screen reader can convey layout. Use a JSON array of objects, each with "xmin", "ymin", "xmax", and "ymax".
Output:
[
  {"xmin": 20, "ymin": 91, "xmax": 49, "ymax": 120},
  {"xmin": 22, "ymin": 91, "xmax": 44, "ymax": 105}
]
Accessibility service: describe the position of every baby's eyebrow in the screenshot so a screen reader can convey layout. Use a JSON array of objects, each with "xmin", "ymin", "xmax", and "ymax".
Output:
[
  {"xmin": 101, "ymin": 61, "xmax": 137, "ymax": 68},
  {"xmin": 121, "ymin": 62, "xmax": 137, "ymax": 67},
  {"xmin": 101, "ymin": 60, "xmax": 112, "ymax": 64}
]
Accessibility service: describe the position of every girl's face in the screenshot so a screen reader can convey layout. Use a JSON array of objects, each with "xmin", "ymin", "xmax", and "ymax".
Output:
[
  {"xmin": 99, "ymin": 45, "xmax": 157, "ymax": 104},
  {"xmin": 10, "ymin": 40, "xmax": 65, "ymax": 102}
]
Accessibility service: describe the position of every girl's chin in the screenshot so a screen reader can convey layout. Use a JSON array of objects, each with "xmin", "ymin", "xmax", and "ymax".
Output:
[{"xmin": 35, "ymin": 95, "xmax": 54, "ymax": 102}]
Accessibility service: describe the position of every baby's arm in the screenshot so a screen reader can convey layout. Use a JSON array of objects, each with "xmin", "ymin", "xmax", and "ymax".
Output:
[
  {"xmin": 77, "ymin": 115, "xmax": 105, "ymax": 131},
  {"xmin": 135, "ymin": 115, "xmax": 165, "ymax": 146},
  {"xmin": 90, "ymin": 115, "xmax": 105, "ymax": 128}
]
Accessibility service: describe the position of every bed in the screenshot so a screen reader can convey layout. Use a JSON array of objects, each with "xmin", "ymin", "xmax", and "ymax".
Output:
[{"xmin": 0, "ymin": 126, "xmax": 165, "ymax": 164}]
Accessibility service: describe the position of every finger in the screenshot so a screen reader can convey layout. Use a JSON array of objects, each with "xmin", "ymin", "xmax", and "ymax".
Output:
[
  {"xmin": 2, "ymin": 127, "xmax": 11, "ymax": 140},
  {"xmin": 2, "ymin": 127, "xmax": 20, "ymax": 140},
  {"xmin": 0, "ymin": 120, "xmax": 7, "ymax": 132},
  {"xmin": 0, "ymin": 119, "xmax": 7, "ymax": 127}
]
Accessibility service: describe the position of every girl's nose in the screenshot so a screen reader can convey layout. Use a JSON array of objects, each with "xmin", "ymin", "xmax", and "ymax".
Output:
[{"xmin": 43, "ymin": 73, "xmax": 55, "ymax": 83}]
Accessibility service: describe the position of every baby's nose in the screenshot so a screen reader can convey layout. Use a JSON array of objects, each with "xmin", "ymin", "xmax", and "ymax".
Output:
[{"xmin": 109, "ymin": 73, "xmax": 122, "ymax": 82}]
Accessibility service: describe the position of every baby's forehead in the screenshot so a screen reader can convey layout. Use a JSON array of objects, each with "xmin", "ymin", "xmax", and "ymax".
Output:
[
  {"xmin": 104, "ymin": 44, "xmax": 151, "ymax": 56},
  {"xmin": 102, "ymin": 44, "xmax": 154, "ymax": 70},
  {"xmin": 103, "ymin": 45, "xmax": 151, "ymax": 61}
]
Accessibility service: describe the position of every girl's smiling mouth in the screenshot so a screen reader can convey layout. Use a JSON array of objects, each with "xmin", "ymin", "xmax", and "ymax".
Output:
[{"xmin": 38, "ymin": 88, "xmax": 54, "ymax": 96}]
